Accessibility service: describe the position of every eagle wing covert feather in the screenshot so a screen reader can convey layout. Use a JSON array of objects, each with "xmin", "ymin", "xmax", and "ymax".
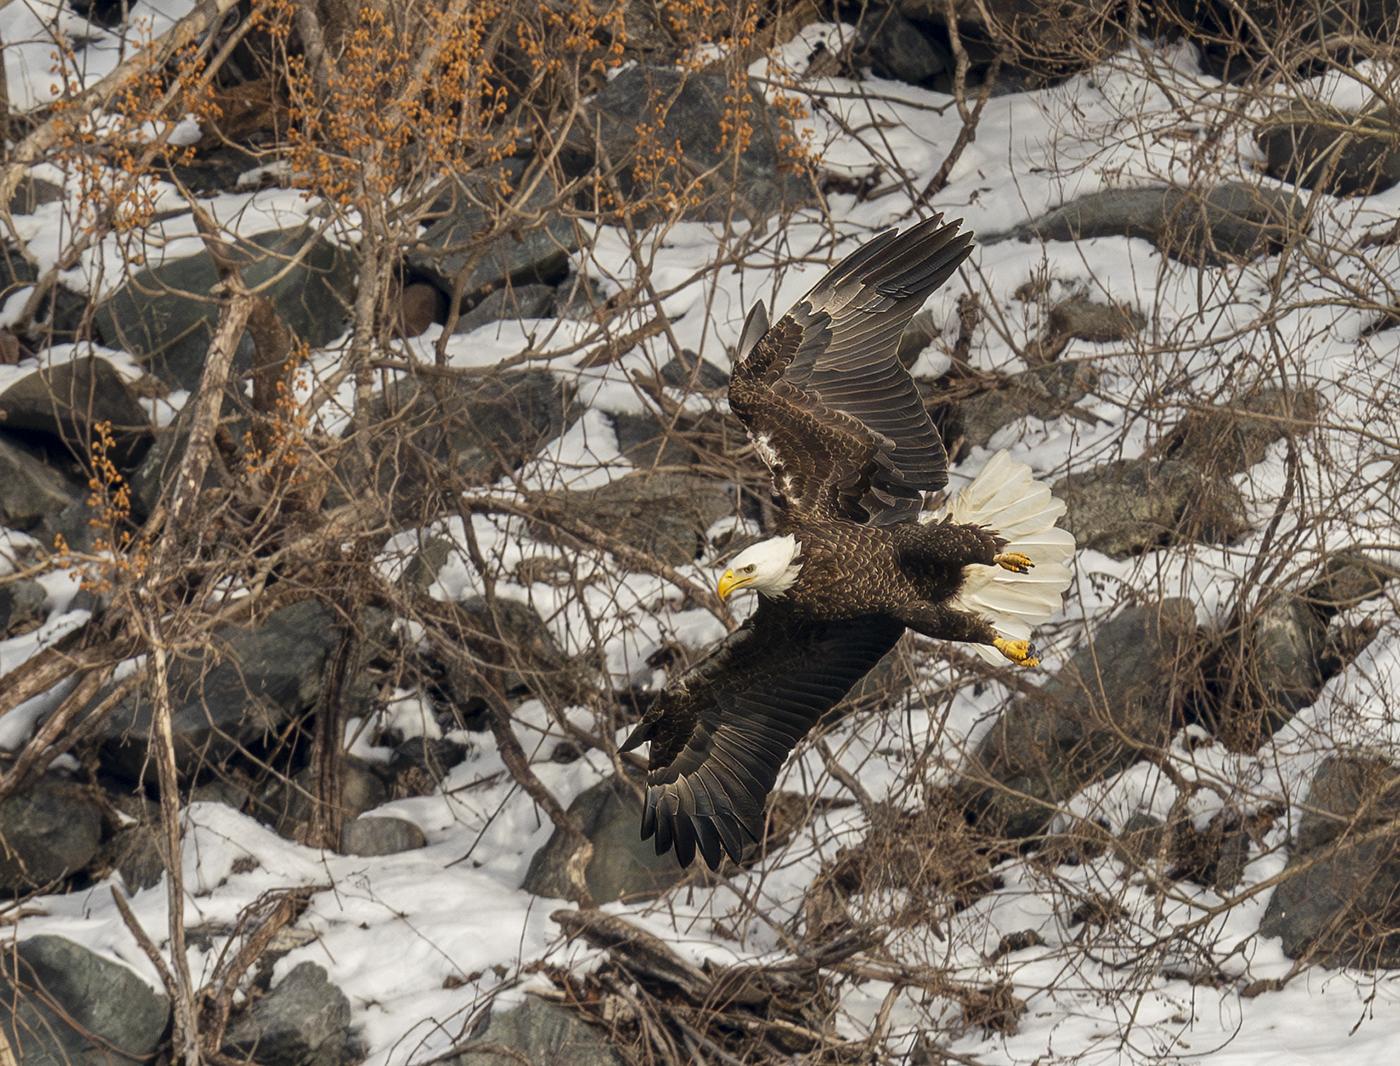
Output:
[
  {"xmin": 620, "ymin": 600, "xmax": 905, "ymax": 870},
  {"xmin": 730, "ymin": 213, "xmax": 973, "ymax": 527}
]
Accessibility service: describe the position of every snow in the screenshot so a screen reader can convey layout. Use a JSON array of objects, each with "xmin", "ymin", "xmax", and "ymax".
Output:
[{"xmin": 3, "ymin": 11, "xmax": 1400, "ymax": 1066}]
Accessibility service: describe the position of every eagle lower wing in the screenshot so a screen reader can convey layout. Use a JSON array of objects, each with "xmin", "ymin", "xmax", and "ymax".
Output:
[
  {"xmin": 730, "ymin": 214, "xmax": 973, "ymax": 527},
  {"xmin": 619, "ymin": 600, "xmax": 906, "ymax": 869}
]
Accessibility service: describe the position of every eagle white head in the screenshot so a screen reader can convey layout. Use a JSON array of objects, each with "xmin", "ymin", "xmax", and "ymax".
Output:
[{"xmin": 717, "ymin": 535, "xmax": 803, "ymax": 600}]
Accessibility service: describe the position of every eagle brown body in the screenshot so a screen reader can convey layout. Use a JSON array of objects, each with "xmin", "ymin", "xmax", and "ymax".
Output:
[{"xmin": 621, "ymin": 215, "xmax": 1060, "ymax": 870}]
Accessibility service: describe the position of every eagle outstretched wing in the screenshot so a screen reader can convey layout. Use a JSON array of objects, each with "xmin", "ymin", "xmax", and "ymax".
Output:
[
  {"xmin": 729, "ymin": 214, "xmax": 972, "ymax": 527},
  {"xmin": 620, "ymin": 600, "xmax": 905, "ymax": 870}
]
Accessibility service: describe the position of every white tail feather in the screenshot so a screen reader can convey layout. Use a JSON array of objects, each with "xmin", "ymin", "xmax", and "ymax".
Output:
[{"xmin": 929, "ymin": 451, "xmax": 1076, "ymax": 655}]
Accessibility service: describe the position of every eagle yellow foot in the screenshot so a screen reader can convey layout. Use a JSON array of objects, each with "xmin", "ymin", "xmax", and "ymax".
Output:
[
  {"xmin": 994, "ymin": 552, "xmax": 1033, "ymax": 574},
  {"xmin": 993, "ymin": 638, "xmax": 1040, "ymax": 667}
]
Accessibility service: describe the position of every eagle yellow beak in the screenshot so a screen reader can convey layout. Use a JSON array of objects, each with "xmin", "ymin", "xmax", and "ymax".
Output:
[{"xmin": 717, "ymin": 568, "xmax": 751, "ymax": 601}]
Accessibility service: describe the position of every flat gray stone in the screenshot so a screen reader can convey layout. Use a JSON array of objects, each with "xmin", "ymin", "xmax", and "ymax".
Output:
[
  {"xmin": 0, "ymin": 434, "xmax": 84, "ymax": 531},
  {"xmin": 340, "ymin": 815, "xmax": 426, "ymax": 856},
  {"xmin": 224, "ymin": 962, "xmax": 351, "ymax": 1066},
  {"xmin": 958, "ymin": 600, "xmax": 1198, "ymax": 837},
  {"xmin": 448, "ymin": 998, "xmax": 623, "ymax": 1066},
  {"xmin": 99, "ymin": 598, "xmax": 338, "ymax": 782},
  {"xmin": 409, "ymin": 159, "xmax": 576, "ymax": 303},
  {"xmin": 1260, "ymin": 756, "xmax": 1400, "ymax": 968},
  {"xmin": 523, "ymin": 773, "xmax": 688, "ymax": 903},
  {"xmin": 0, "ymin": 357, "xmax": 152, "ymax": 467},
  {"xmin": 0, "ymin": 935, "xmax": 169, "ymax": 1066},
  {"xmin": 1009, "ymin": 183, "xmax": 1306, "ymax": 267},
  {"xmin": 0, "ymin": 780, "xmax": 103, "ymax": 892},
  {"xmin": 94, "ymin": 226, "xmax": 354, "ymax": 392}
]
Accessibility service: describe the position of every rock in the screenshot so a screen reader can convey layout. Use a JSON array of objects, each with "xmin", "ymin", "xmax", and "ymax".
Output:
[
  {"xmin": 0, "ymin": 779, "xmax": 103, "ymax": 891},
  {"xmin": 579, "ymin": 65, "xmax": 815, "ymax": 224},
  {"xmin": 94, "ymin": 226, "xmax": 354, "ymax": 393},
  {"xmin": 1010, "ymin": 183, "xmax": 1306, "ymax": 267},
  {"xmin": 1166, "ymin": 1, "xmax": 1400, "ymax": 82},
  {"xmin": 543, "ymin": 472, "xmax": 734, "ymax": 566},
  {"xmin": 0, "ymin": 577, "xmax": 47, "ymax": 635},
  {"xmin": 556, "ymin": 273, "xmax": 609, "ymax": 319},
  {"xmin": 1047, "ymin": 296, "xmax": 1144, "ymax": 344},
  {"xmin": 447, "ymin": 997, "xmax": 624, "ymax": 1066},
  {"xmin": 333, "ymin": 369, "xmax": 572, "ymax": 519},
  {"xmin": 607, "ymin": 409, "xmax": 701, "ymax": 469},
  {"xmin": 408, "ymin": 159, "xmax": 577, "ymax": 305},
  {"xmin": 7, "ymin": 174, "xmax": 64, "ymax": 215},
  {"xmin": 0, "ymin": 247, "xmax": 82, "ymax": 340},
  {"xmin": 99, "ymin": 599, "xmax": 339, "ymax": 782},
  {"xmin": 957, "ymin": 600, "xmax": 1198, "ymax": 838},
  {"xmin": 1258, "ymin": 101, "xmax": 1400, "ymax": 196},
  {"xmin": 1260, "ymin": 756, "xmax": 1400, "ymax": 968},
  {"xmin": 255, "ymin": 758, "xmax": 389, "ymax": 842},
  {"xmin": 658, "ymin": 348, "xmax": 728, "ymax": 391},
  {"xmin": 854, "ymin": 4, "xmax": 950, "ymax": 85},
  {"xmin": 1302, "ymin": 552, "xmax": 1399, "ymax": 619},
  {"xmin": 899, "ymin": 0, "xmax": 1123, "ymax": 92},
  {"xmin": 454, "ymin": 284, "xmax": 557, "ymax": 334},
  {"xmin": 439, "ymin": 597, "xmax": 570, "ymax": 713},
  {"xmin": 389, "ymin": 735, "xmax": 472, "ymax": 788},
  {"xmin": 0, "ymin": 935, "xmax": 170, "ymax": 1066},
  {"xmin": 223, "ymin": 962, "xmax": 351, "ymax": 1066},
  {"xmin": 1149, "ymin": 387, "xmax": 1318, "ymax": 476},
  {"xmin": 523, "ymin": 773, "xmax": 689, "ymax": 902},
  {"xmin": 1053, "ymin": 458, "xmax": 1248, "ymax": 558},
  {"xmin": 1193, "ymin": 553, "xmax": 1395, "ymax": 749},
  {"xmin": 126, "ymin": 415, "xmax": 236, "ymax": 521},
  {"xmin": 0, "ymin": 357, "xmax": 152, "ymax": 467},
  {"xmin": 90, "ymin": 794, "xmax": 165, "ymax": 894},
  {"xmin": 947, "ymin": 361, "xmax": 1099, "ymax": 454},
  {"xmin": 340, "ymin": 815, "xmax": 426, "ymax": 856}
]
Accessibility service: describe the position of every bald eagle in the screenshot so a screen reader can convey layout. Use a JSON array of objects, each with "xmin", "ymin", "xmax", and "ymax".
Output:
[{"xmin": 620, "ymin": 215, "xmax": 1075, "ymax": 869}]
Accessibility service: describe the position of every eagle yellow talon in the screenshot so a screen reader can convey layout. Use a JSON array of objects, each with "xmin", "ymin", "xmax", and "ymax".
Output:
[
  {"xmin": 993, "ymin": 638, "xmax": 1040, "ymax": 667},
  {"xmin": 995, "ymin": 552, "xmax": 1033, "ymax": 574}
]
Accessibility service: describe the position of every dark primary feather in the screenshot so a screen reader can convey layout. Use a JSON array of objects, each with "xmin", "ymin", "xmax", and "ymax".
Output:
[
  {"xmin": 620, "ymin": 601, "xmax": 905, "ymax": 870},
  {"xmin": 730, "ymin": 213, "xmax": 973, "ymax": 527}
]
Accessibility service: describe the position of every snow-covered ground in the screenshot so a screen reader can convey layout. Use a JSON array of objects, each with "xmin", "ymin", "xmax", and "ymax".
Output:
[{"xmin": 4, "ymin": 7, "xmax": 1400, "ymax": 1065}]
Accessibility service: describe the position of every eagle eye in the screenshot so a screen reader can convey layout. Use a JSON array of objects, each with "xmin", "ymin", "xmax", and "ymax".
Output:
[{"xmin": 743, "ymin": 564, "xmax": 756, "ymax": 573}]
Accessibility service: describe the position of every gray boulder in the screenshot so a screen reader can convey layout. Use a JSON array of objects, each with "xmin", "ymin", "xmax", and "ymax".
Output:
[
  {"xmin": 958, "ymin": 600, "xmax": 1198, "ymax": 837},
  {"xmin": 1009, "ymin": 183, "xmax": 1306, "ymax": 267},
  {"xmin": 254, "ymin": 757, "xmax": 389, "ymax": 842},
  {"xmin": 409, "ymin": 159, "xmax": 576, "ymax": 304},
  {"xmin": 90, "ymin": 793, "xmax": 166, "ymax": 894},
  {"xmin": 1260, "ymin": 756, "xmax": 1400, "ymax": 968},
  {"xmin": 332, "ymin": 369, "xmax": 572, "ymax": 519},
  {"xmin": 542, "ymin": 472, "xmax": 734, "ymax": 566},
  {"xmin": 340, "ymin": 815, "xmax": 426, "ymax": 856},
  {"xmin": 854, "ymin": 5, "xmax": 950, "ymax": 85},
  {"xmin": 1258, "ymin": 101, "xmax": 1400, "ymax": 197},
  {"xmin": 0, "ymin": 779, "xmax": 103, "ymax": 892},
  {"xmin": 98, "ymin": 598, "xmax": 339, "ymax": 782},
  {"xmin": 523, "ymin": 773, "xmax": 688, "ymax": 903},
  {"xmin": 1195, "ymin": 553, "xmax": 1396, "ymax": 748},
  {"xmin": 454, "ymin": 284, "xmax": 557, "ymax": 334},
  {"xmin": 447, "ymin": 997, "xmax": 623, "ymax": 1066},
  {"xmin": 580, "ymin": 65, "xmax": 815, "ymax": 223},
  {"xmin": 223, "ymin": 962, "xmax": 351, "ymax": 1066},
  {"xmin": 0, "ymin": 356, "xmax": 152, "ymax": 467},
  {"xmin": 0, "ymin": 434, "xmax": 85, "ymax": 531},
  {"xmin": 94, "ymin": 226, "xmax": 354, "ymax": 393},
  {"xmin": 0, "ymin": 577, "xmax": 47, "ymax": 637},
  {"xmin": 949, "ymin": 361, "xmax": 1099, "ymax": 454},
  {"xmin": 1149, "ymin": 387, "xmax": 1318, "ymax": 476},
  {"xmin": 0, "ymin": 935, "xmax": 169, "ymax": 1066},
  {"xmin": 1053, "ymin": 458, "xmax": 1248, "ymax": 558}
]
